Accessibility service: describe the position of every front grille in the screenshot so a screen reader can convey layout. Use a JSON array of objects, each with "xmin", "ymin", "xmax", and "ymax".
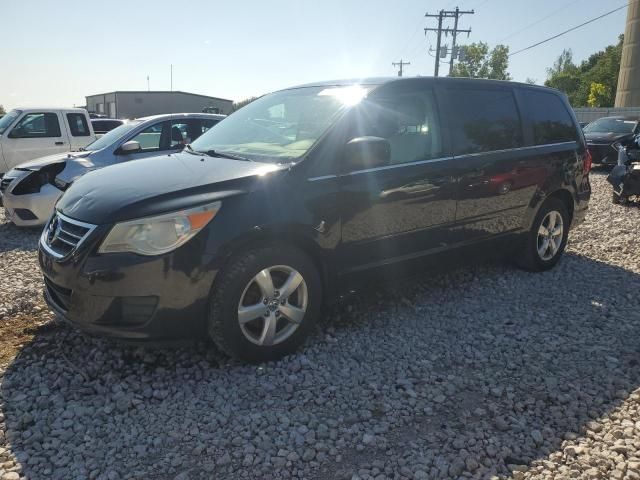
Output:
[
  {"xmin": 44, "ymin": 277, "xmax": 72, "ymax": 311},
  {"xmin": 40, "ymin": 211, "xmax": 96, "ymax": 259}
]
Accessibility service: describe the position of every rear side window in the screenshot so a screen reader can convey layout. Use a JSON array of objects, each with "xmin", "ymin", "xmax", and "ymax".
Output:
[
  {"xmin": 93, "ymin": 120, "xmax": 122, "ymax": 133},
  {"xmin": 448, "ymin": 88, "xmax": 523, "ymax": 155},
  {"xmin": 92, "ymin": 121, "xmax": 107, "ymax": 133},
  {"xmin": 521, "ymin": 90, "xmax": 577, "ymax": 145},
  {"xmin": 67, "ymin": 113, "xmax": 90, "ymax": 137},
  {"xmin": 201, "ymin": 119, "xmax": 219, "ymax": 133},
  {"xmin": 10, "ymin": 112, "xmax": 62, "ymax": 138}
]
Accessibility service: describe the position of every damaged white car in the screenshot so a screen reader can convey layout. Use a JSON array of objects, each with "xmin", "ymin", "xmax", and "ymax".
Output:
[{"xmin": 0, "ymin": 113, "xmax": 225, "ymax": 226}]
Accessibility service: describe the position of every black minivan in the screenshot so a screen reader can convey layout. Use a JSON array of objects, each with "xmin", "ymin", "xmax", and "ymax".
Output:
[{"xmin": 38, "ymin": 77, "xmax": 591, "ymax": 362}]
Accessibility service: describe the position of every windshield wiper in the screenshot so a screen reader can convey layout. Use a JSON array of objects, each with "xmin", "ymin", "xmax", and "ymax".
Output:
[
  {"xmin": 184, "ymin": 144, "xmax": 201, "ymax": 155},
  {"xmin": 185, "ymin": 144, "xmax": 252, "ymax": 162},
  {"xmin": 204, "ymin": 149, "xmax": 252, "ymax": 162}
]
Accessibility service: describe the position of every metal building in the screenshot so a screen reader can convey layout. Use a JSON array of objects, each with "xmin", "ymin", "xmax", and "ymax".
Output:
[
  {"xmin": 615, "ymin": 1, "xmax": 640, "ymax": 107},
  {"xmin": 85, "ymin": 91, "xmax": 233, "ymax": 119}
]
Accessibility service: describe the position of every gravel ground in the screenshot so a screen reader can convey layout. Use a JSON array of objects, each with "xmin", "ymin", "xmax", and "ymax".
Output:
[{"xmin": 1, "ymin": 172, "xmax": 639, "ymax": 480}]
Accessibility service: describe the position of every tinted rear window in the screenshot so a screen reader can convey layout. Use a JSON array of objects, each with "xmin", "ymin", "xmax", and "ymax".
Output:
[
  {"xmin": 448, "ymin": 88, "xmax": 523, "ymax": 155},
  {"xmin": 92, "ymin": 120, "xmax": 122, "ymax": 133},
  {"xmin": 67, "ymin": 113, "xmax": 90, "ymax": 137},
  {"xmin": 521, "ymin": 90, "xmax": 577, "ymax": 145}
]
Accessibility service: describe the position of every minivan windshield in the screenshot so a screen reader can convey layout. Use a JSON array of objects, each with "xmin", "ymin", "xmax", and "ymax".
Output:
[
  {"xmin": 0, "ymin": 109, "xmax": 21, "ymax": 134},
  {"xmin": 189, "ymin": 85, "xmax": 370, "ymax": 163},
  {"xmin": 584, "ymin": 117, "xmax": 638, "ymax": 135},
  {"xmin": 85, "ymin": 120, "xmax": 141, "ymax": 151}
]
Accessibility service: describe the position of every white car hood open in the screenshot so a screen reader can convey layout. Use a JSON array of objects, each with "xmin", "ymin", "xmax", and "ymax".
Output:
[
  {"xmin": 15, "ymin": 151, "xmax": 93, "ymax": 171},
  {"xmin": 12, "ymin": 151, "xmax": 97, "ymax": 184}
]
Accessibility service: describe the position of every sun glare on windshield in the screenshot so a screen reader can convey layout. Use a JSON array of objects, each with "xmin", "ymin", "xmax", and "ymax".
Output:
[{"xmin": 318, "ymin": 85, "xmax": 368, "ymax": 106}]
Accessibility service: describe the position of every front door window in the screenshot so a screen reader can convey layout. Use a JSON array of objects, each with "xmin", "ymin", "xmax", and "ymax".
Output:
[
  {"xmin": 128, "ymin": 122, "xmax": 167, "ymax": 152},
  {"xmin": 10, "ymin": 113, "xmax": 62, "ymax": 138}
]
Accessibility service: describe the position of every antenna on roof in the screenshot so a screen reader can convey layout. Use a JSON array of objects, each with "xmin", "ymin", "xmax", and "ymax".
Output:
[{"xmin": 147, "ymin": 75, "xmax": 150, "ymax": 92}]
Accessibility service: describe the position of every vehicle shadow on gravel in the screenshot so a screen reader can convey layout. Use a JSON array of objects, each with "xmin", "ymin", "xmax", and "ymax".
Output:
[
  {"xmin": 0, "ymin": 219, "xmax": 41, "ymax": 253},
  {"xmin": 1, "ymin": 253, "xmax": 640, "ymax": 479}
]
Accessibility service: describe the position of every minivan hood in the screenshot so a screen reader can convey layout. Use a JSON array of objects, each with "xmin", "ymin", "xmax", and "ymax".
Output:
[
  {"xmin": 57, "ymin": 151, "xmax": 284, "ymax": 224},
  {"xmin": 14, "ymin": 151, "xmax": 92, "ymax": 170}
]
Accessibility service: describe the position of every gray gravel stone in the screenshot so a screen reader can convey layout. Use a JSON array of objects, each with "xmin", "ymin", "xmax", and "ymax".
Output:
[{"xmin": 0, "ymin": 173, "xmax": 639, "ymax": 479}]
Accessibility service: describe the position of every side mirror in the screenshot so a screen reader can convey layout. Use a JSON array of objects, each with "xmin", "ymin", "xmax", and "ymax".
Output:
[
  {"xmin": 8, "ymin": 127, "xmax": 24, "ymax": 139},
  {"xmin": 118, "ymin": 140, "xmax": 141, "ymax": 154},
  {"xmin": 344, "ymin": 136, "xmax": 391, "ymax": 172}
]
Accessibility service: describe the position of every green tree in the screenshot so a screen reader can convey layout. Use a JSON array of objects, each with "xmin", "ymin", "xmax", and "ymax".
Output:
[
  {"xmin": 544, "ymin": 49, "xmax": 582, "ymax": 105},
  {"xmin": 547, "ymin": 49, "xmax": 577, "ymax": 77},
  {"xmin": 587, "ymin": 82, "xmax": 610, "ymax": 107},
  {"xmin": 231, "ymin": 96, "xmax": 259, "ymax": 113},
  {"xmin": 450, "ymin": 42, "xmax": 511, "ymax": 80},
  {"xmin": 545, "ymin": 36, "xmax": 623, "ymax": 107},
  {"xmin": 0, "ymin": 105, "xmax": 5, "ymax": 115}
]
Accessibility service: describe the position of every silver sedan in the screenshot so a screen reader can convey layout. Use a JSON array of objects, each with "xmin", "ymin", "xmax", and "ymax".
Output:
[{"xmin": 1, "ymin": 113, "xmax": 225, "ymax": 226}]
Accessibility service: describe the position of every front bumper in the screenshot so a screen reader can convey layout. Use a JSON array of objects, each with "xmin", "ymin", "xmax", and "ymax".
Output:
[
  {"xmin": 2, "ymin": 174, "xmax": 62, "ymax": 227},
  {"xmin": 38, "ymin": 226, "xmax": 220, "ymax": 341}
]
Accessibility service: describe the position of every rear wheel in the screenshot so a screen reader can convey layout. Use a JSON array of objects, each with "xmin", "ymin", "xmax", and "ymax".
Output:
[
  {"xmin": 612, "ymin": 191, "xmax": 626, "ymax": 205},
  {"xmin": 208, "ymin": 246, "xmax": 321, "ymax": 363},
  {"xmin": 515, "ymin": 198, "xmax": 569, "ymax": 272}
]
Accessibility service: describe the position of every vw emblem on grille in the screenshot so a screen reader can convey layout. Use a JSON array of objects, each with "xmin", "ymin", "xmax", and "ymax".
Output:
[{"xmin": 46, "ymin": 216, "xmax": 62, "ymax": 245}]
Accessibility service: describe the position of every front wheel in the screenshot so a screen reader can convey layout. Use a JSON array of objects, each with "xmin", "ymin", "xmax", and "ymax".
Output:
[
  {"xmin": 208, "ymin": 246, "xmax": 322, "ymax": 363},
  {"xmin": 515, "ymin": 198, "xmax": 570, "ymax": 272}
]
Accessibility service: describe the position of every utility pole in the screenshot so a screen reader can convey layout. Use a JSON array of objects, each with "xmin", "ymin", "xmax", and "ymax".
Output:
[
  {"xmin": 170, "ymin": 64, "xmax": 173, "ymax": 91},
  {"xmin": 449, "ymin": 7, "xmax": 474, "ymax": 75},
  {"xmin": 392, "ymin": 59, "xmax": 411, "ymax": 77},
  {"xmin": 425, "ymin": 10, "xmax": 445, "ymax": 77},
  {"xmin": 425, "ymin": 7, "xmax": 474, "ymax": 77}
]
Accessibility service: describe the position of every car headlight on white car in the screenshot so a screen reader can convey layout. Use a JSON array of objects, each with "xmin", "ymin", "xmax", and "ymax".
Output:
[{"xmin": 98, "ymin": 202, "xmax": 221, "ymax": 256}]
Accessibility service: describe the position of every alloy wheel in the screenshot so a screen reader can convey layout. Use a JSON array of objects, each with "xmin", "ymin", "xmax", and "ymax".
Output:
[
  {"xmin": 237, "ymin": 265, "xmax": 308, "ymax": 346},
  {"xmin": 537, "ymin": 210, "xmax": 564, "ymax": 261}
]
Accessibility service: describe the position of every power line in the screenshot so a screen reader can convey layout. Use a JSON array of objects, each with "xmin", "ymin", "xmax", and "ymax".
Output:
[
  {"xmin": 399, "ymin": 18, "xmax": 427, "ymax": 58},
  {"xmin": 497, "ymin": 0, "xmax": 581, "ymax": 43},
  {"xmin": 509, "ymin": 3, "xmax": 630, "ymax": 57}
]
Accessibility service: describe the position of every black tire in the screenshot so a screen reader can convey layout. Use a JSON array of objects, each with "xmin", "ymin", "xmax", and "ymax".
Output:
[
  {"xmin": 612, "ymin": 192, "xmax": 626, "ymax": 205},
  {"xmin": 515, "ymin": 197, "xmax": 570, "ymax": 272},
  {"xmin": 208, "ymin": 246, "xmax": 322, "ymax": 363}
]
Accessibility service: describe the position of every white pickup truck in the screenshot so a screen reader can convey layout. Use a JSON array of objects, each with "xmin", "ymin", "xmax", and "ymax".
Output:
[{"xmin": 0, "ymin": 108, "xmax": 96, "ymax": 175}]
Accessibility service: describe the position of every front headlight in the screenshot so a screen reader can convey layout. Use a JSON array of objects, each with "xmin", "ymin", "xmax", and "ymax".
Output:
[{"xmin": 98, "ymin": 201, "xmax": 221, "ymax": 256}]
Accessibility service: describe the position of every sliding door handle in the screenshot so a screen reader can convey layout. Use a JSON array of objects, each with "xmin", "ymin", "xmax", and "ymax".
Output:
[{"xmin": 55, "ymin": 141, "xmax": 64, "ymax": 145}]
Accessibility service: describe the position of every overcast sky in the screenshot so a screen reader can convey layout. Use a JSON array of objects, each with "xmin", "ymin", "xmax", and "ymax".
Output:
[{"xmin": 0, "ymin": 0, "xmax": 629, "ymax": 110}]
